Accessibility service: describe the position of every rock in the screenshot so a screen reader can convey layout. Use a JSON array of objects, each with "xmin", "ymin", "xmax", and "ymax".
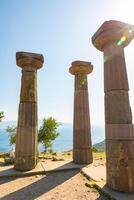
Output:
[
  {"xmin": 52, "ymin": 156, "xmax": 65, "ymax": 161},
  {"xmin": 4, "ymin": 157, "xmax": 14, "ymax": 165},
  {"xmin": 52, "ymin": 152, "xmax": 57, "ymax": 156},
  {"xmin": 9, "ymin": 150, "xmax": 15, "ymax": 159}
]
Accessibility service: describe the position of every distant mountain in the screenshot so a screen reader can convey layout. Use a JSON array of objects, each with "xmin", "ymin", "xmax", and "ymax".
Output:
[
  {"xmin": 93, "ymin": 140, "xmax": 105, "ymax": 152},
  {"xmin": 0, "ymin": 120, "xmax": 72, "ymax": 130},
  {"xmin": 0, "ymin": 121, "xmax": 105, "ymax": 153}
]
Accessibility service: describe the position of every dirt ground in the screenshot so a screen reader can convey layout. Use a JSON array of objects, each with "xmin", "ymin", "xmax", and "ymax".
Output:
[{"xmin": 0, "ymin": 170, "xmax": 101, "ymax": 200}]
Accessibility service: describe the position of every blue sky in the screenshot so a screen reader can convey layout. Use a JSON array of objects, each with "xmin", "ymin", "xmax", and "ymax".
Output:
[{"xmin": 0, "ymin": 0, "xmax": 134, "ymax": 125}]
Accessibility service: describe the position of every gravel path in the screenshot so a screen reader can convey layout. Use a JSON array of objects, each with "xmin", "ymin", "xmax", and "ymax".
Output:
[{"xmin": 0, "ymin": 170, "xmax": 100, "ymax": 200}]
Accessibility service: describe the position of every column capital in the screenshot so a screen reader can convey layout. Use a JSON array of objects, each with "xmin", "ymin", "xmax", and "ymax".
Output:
[
  {"xmin": 16, "ymin": 51, "xmax": 44, "ymax": 71},
  {"xmin": 92, "ymin": 20, "xmax": 134, "ymax": 51},
  {"xmin": 69, "ymin": 60, "xmax": 93, "ymax": 75}
]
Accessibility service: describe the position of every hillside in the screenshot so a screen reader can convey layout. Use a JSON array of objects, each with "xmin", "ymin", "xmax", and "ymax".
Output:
[{"xmin": 93, "ymin": 140, "xmax": 105, "ymax": 152}]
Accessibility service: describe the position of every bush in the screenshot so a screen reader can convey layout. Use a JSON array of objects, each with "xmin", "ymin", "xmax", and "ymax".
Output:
[{"xmin": 92, "ymin": 146, "xmax": 98, "ymax": 153}]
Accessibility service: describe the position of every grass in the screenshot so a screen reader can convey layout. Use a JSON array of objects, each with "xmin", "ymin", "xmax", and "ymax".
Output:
[
  {"xmin": 0, "ymin": 158, "xmax": 5, "ymax": 166},
  {"xmin": 39, "ymin": 151, "xmax": 72, "ymax": 160},
  {"xmin": 39, "ymin": 151, "xmax": 106, "ymax": 160},
  {"xmin": 84, "ymin": 177, "xmax": 115, "ymax": 200},
  {"xmin": 0, "ymin": 151, "xmax": 106, "ymax": 166},
  {"xmin": 93, "ymin": 152, "xmax": 106, "ymax": 159}
]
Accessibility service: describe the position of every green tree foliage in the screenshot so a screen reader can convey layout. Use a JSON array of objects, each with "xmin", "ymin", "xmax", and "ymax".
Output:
[
  {"xmin": 6, "ymin": 126, "xmax": 17, "ymax": 145},
  {"xmin": 6, "ymin": 117, "xmax": 60, "ymax": 151},
  {"xmin": 38, "ymin": 117, "xmax": 60, "ymax": 152},
  {"xmin": 0, "ymin": 112, "xmax": 4, "ymax": 122},
  {"xmin": 93, "ymin": 140, "xmax": 105, "ymax": 152},
  {"xmin": 92, "ymin": 146, "xmax": 98, "ymax": 153}
]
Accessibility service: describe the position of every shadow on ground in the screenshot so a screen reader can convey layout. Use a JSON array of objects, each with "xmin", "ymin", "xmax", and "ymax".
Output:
[
  {"xmin": 0, "ymin": 162, "xmax": 82, "ymax": 200},
  {"xmin": 1, "ymin": 170, "xmax": 79, "ymax": 200}
]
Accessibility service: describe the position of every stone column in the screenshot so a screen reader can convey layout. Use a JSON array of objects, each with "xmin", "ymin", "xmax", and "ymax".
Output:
[
  {"xmin": 92, "ymin": 20, "xmax": 134, "ymax": 192},
  {"xmin": 15, "ymin": 52, "xmax": 44, "ymax": 171},
  {"xmin": 69, "ymin": 61, "xmax": 93, "ymax": 164}
]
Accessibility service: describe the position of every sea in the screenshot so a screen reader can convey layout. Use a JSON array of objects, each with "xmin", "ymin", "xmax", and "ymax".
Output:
[{"xmin": 0, "ymin": 121, "xmax": 105, "ymax": 153}]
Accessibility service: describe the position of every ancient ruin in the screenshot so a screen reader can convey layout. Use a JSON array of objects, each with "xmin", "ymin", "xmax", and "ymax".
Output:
[
  {"xmin": 15, "ymin": 51, "xmax": 44, "ymax": 171},
  {"xmin": 69, "ymin": 61, "xmax": 93, "ymax": 164},
  {"xmin": 92, "ymin": 20, "xmax": 134, "ymax": 192}
]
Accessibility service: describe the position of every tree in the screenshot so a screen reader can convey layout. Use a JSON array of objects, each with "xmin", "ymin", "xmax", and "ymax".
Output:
[
  {"xmin": 92, "ymin": 146, "xmax": 98, "ymax": 153},
  {"xmin": 0, "ymin": 112, "xmax": 4, "ymax": 122},
  {"xmin": 6, "ymin": 126, "xmax": 16, "ymax": 145},
  {"xmin": 6, "ymin": 117, "xmax": 60, "ymax": 152},
  {"xmin": 38, "ymin": 117, "xmax": 60, "ymax": 152}
]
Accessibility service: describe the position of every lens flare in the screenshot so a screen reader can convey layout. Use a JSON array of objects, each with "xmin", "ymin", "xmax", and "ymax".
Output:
[
  {"xmin": 117, "ymin": 36, "xmax": 127, "ymax": 46},
  {"xmin": 79, "ymin": 76, "xmax": 87, "ymax": 88}
]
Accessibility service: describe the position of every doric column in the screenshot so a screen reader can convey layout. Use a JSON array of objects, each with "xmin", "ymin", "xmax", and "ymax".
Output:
[
  {"xmin": 92, "ymin": 20, "xmax": 134, "ymax": 192},
  {"xmin": 69, "ymin": 61, "xmax": 93, "ymax": 164},
  {"xmin": 15, "ymin": 52, "xmax": 44, "ymax": 171}
]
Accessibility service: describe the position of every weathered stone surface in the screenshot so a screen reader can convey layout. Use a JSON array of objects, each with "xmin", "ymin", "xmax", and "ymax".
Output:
[
  {"xmin": 17, "ymin": 102, "xmax": 37, "ymax": 127},
  {"xmin": 106, "ymin": 139, "xmax": 134, "ymax": 159},
  {"xmin": 92, "ymin": 20, "xmax": 134, "ymax": 51},
  {"xmin": 69, "ymin": 61, "xmax": 93, "ymax": 164},
  {"xmin": 92, "ymin": 20, "xmax": 134, "ymax": 192},
  {"xmin": 106, "ymin": 139, "xmax": 134, "ymax": 192},
  {"xmin": 15, "ymin": 102, "xmax": 38, "ymax": 170},
  {"xmin": 104, "ymin": 45, "xmax": 129, "ymax": 92},
  {"xmin": 15, "ymin": 51, "xmax": 44, "ymax": 171},
  {"xmin": 105, "ymin": 124, "xmax": 134, "ymax": 140},
  {"xmin": 15, "ymin": 155, "xmax": 38, "ymax": 171},
  {"xmin": 69, "ymin": 60, "xmax": 93, "ymax": 75},
  {"xmin": 105, "ymin": 90, "xmax": 132, "ymax": 124},
  {"xmin": 20, "ymin": 71, "xmax": 37, "ymax": 102},
  {"xmin": 16, "ymin": 51, "xmax": 44, "ymax": 70},
  {"xmin": 73, "ymin": 148, "xmax": 92, "ymax": 164}
]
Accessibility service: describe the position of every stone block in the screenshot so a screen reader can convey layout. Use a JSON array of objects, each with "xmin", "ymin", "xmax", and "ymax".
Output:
[
  {"xmin": 105, "ymin": 123, "xmax": 134, "ymax": 140},
  {"xmin": 20, "ymin": 71, "xmax": 37, "ymax": 102},
  {"xmin": 105, "ymin": 90, "xmax": 132, "ymax": 124},
  {"xmin": 73, "ymin": 130, "xmax": 91, "ymax": 149},
  {"xmin": 106, "ymin": 139, "xmax": 134, "ymax": 159},
  {"xmin": 17, "ymin": 102, "xmax": 37, "ymax": 127},
  {"xmin": 106, "ymin": 139, "xmax": 134, "ymax": 192},
  {"xmin": 104, "ymin": 56, "xmax": 129, "ymax": 92},
  {"xmin": 105, "ymin": 124, "xmax": 134, "ymax": 140},
  {"xmin": 15, "ymin": 126, "xmax": 38, "ymax": 155}
]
